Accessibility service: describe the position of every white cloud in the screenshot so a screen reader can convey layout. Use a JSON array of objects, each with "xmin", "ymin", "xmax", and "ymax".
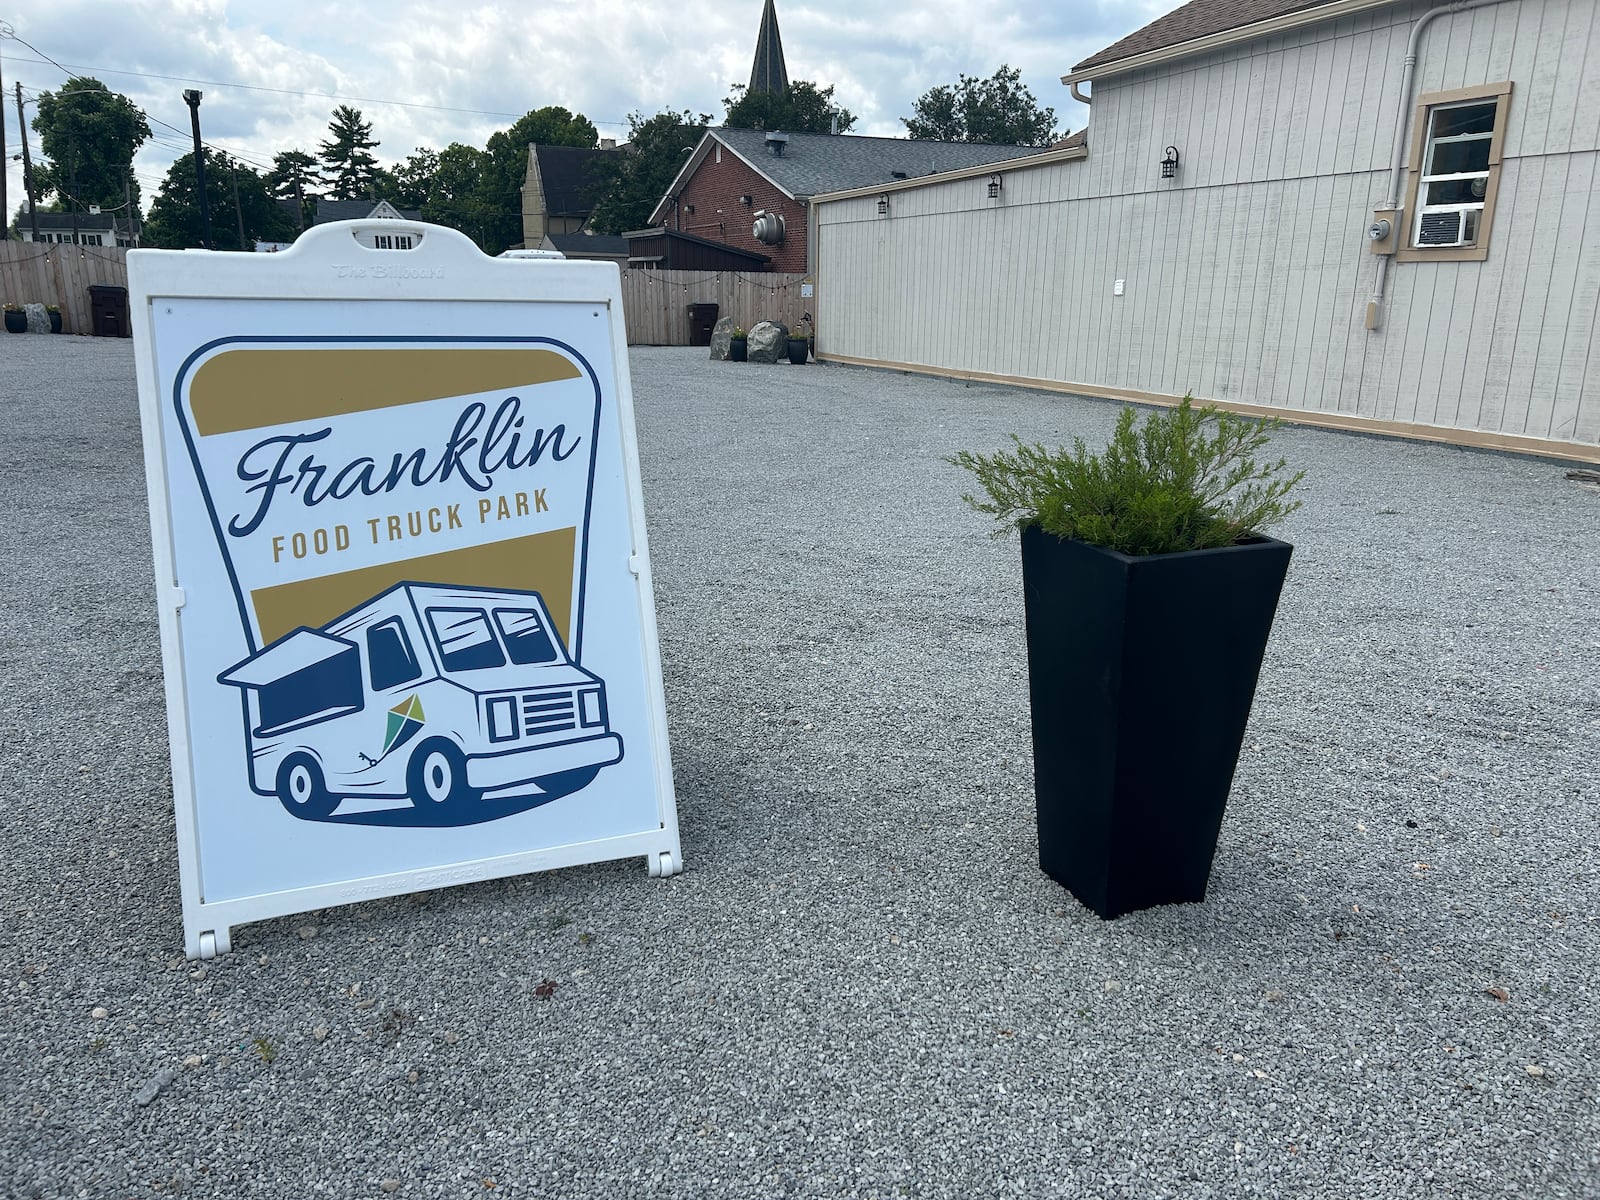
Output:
[{"xmin": 2, "ymin": 0, "xmax": 1175, "ymax": 217}]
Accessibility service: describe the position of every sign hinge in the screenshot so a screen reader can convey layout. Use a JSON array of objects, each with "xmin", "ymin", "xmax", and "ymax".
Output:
[{"xmin": 170, "ymin": 586, "xmax": 187, "ymax": 610}]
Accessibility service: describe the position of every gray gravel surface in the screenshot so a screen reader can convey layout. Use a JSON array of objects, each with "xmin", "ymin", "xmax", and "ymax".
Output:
[{"xmin": 2, "ymin": 335, "xmax": 1597, "ymax": 1200}]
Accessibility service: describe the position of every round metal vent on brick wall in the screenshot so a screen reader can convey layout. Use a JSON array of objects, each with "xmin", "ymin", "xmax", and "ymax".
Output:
[{"xmin": 752, "ymin": 211, "xmax": 786, "ymax": 244}]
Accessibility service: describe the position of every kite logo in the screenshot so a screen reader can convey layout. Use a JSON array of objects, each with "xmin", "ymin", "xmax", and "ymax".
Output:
[{"xmin": 378, "ymin": 694, "xmax": 426, "ymax": 763}]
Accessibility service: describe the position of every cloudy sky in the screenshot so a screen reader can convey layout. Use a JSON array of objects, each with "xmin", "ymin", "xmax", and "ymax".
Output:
[{"xmin": 1, "ymin": 0, "xmax": 1172, "ymax": 216}]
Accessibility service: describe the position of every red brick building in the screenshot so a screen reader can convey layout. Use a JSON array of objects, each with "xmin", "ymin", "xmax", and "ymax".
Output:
[{"xmin": 645, "ymin": 128, "xmax": 1047, "ymax": 273}]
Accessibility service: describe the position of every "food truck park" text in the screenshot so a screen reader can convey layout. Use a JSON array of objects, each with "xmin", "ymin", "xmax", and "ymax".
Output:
[{"xmin": 268, "ymin": 488, "xmax": 551, "ymax": 563}]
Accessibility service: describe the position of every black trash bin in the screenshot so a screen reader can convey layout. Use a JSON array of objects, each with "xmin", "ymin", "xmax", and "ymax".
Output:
[
  {"xmin": 88, "ymin": 284, "xmax": 131, "ymax": 338},
  {"xmin": 687, "ymin": 303, "xmax": 719, "ymax": 347}
]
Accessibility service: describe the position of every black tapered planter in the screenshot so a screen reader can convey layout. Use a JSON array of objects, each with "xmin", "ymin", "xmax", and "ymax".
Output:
[
  {"xmin": 729, "ymin": 337, "xmax": 748, "ymax": 362},
  {"xmin": 1020, "ymin": 524, "xmax": 1292, "ymax": 918},
  {"xmin": 48, "ymin": 311, "xmax": 62, "ymax": 334},
  {"xmin": 3, "ymin": 310, "xmax": 24, "ymax": 334},
  {"xmin": 786, "ymin": 336, "xmax": 809, "ymax": 364}
]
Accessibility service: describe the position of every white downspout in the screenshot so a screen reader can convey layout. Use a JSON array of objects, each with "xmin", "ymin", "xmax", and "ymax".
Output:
[
  {"xmin": 1366, "ymin": 0, "xmax": 1513, "ymax": 329},
  {"xmin": 1070, "ymin": 81, "xmax": 1091, "ymax": 105}
]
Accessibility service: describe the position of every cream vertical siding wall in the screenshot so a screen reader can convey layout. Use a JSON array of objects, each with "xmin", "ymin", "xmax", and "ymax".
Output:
[{"xmin": 815, "ymin": 0, "xmax": 1600, "ymax": 456}]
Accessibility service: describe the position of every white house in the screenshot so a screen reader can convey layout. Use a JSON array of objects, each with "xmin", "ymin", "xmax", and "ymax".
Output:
[
  {"xmin": 812, "ymin": 0, "xmax": 1600, "ymax": 462},
  {"xmin": 17, "ymin": 211, "xmax": 139, "ymax": 247}
]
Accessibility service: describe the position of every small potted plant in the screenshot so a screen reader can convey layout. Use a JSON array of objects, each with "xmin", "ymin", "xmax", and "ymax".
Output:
[
  {"xmin": 3, "ymin": 304, "xmax": 25, "ymax": 334},
  {"xmin": 950, "ymin": 398, "xmax": 1302, "ymax": 918},
  {"xmin": 729, "ymin": 326, "xmax": 748, "ymax": 363},
  {"xmin": 45, "ymin": 304, "xmax": 62, "ymax": 334},
  {"xmin": 786, "ymin": 316, "xmax": 810, "ymax": 365}
]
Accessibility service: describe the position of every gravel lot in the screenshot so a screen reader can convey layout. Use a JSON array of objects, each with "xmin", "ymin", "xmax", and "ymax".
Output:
[{"xmin": 2, "ymin": 334, "xmax": 1597, "ymax": 1200}]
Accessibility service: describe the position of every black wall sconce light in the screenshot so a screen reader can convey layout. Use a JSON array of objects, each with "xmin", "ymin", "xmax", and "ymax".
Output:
[
  {"xmin": 877, "ymin": 194, "xmax": 890, "ymax": 216},
  {"xmin": 987, "ymin": 173, "xmax": 1003, "ymax": 198},
  {"xmin": 739, "ymin": 194, "xmax": 753, "ymax": 206},
  {"xmin": 1160, "ymin": 146, "xmax": 1180, "ymax": 179}
]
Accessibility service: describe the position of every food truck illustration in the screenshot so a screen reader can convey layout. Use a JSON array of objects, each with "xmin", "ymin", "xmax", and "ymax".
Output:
[{"xmin": 218, "ymin": 582, "xmax": 623, "ymax": 821}]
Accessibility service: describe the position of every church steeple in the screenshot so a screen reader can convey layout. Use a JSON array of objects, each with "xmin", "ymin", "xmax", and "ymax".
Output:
[{"xmin": 748, "ymin": 0, "xmax": 790, "ymax": 96}]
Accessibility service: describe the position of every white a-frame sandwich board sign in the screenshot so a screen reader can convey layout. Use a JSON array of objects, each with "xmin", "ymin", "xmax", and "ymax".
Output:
[{"xmin": 130, "ymin": 221, "xmax": 681, "ymax": 960}]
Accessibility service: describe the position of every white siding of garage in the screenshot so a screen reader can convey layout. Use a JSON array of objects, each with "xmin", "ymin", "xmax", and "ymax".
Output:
[{"xmin": 814, "ymin": 0, "xmax": 1600, "ymax": 459}]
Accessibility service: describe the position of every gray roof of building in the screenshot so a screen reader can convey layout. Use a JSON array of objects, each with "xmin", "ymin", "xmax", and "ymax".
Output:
[
  {"xmin": 622, "ymin": 227, "xmax": 771, "ymax": 263},
  {"xmin": 311, "ymin": 198, "xmax": 422, "ymax": 224},
  {"xmin": 713, "ymin": 128, "xmax": 1050, "ymax": 198},
  {"xmin": 23, "ymin": 212, "xmax": 120, "ymax": 231},
  {"xmin": 1074, "ymin": 0, "xmax": 1356, "ymax": 71},
  {"xmin": 534, "ymin": 145, "xmax": 621, "ymax": 216},
  {"xmin": 548, "ymin": 233, "xmax": 629, "ymax": 256}
]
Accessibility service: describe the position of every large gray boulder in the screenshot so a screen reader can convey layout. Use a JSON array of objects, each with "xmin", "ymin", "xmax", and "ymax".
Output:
[
  {"xmin": 747, "ymin": 320, "xmax": 789, "ymax": 364},
  {"xmin": 708, "ymin": 316, "xmax": 737, "ymax": 361},
  {"xmin": 25, "ymin": 303, "xmax": 50, "ymax": 334}
]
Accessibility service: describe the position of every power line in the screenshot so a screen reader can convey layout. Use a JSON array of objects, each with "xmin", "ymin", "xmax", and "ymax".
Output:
[
  {"xmin": 0, "ymin": 47, "xmax": 632, "ymax": 129},
  {"xmin": 9, "ymin": 71, "xmax": 286, "ymax": 175}
]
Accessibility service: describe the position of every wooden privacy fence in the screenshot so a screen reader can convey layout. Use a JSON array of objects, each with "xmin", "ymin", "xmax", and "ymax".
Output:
[
  {"xmin": 0, "ymin": 241, "xmax": 129, "ymax": 336},
  {"xmin": 620, "ymin": 269, "xmax": 809, "ymax": 345},
  {"xmin": 1, "ymin": 249, "xmax": 805, "ymax": 346}
]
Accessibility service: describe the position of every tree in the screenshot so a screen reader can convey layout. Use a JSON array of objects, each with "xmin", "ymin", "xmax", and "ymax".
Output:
[
  {"xmin": 143, "ymin": 149, "xmax": 296, "ymax": 250},
  {"xmin": 318, "ymin": 105, "xmax": 381, "ymax": 200},
  {"xmin": 902, "ymin": 65, "xmax": 1057, "ymax": 146},
  {"xmin": 478, "ymin": 107, "xmax": 600, "ymax": 254},
  {"xmin": 589, "ymin": 109, "xmax": 712, "ymax": 236},
  {"xmin": 264, "ymin": 149, "xmax": 321, "ymax": 229},
  {"xmin": 419, "ymin": 143, "xmax": 497, "ymax": 246},
  {"xmin": 389, "ymin": 148, "xmax": 440, "ymax": 211},
  {"xmin": 723, "ymin": 80, "xmax": 855, "ymax": 134},
  {"xmin": 32, "ymin": 76, "xmax": 151, "ymax": 210}
]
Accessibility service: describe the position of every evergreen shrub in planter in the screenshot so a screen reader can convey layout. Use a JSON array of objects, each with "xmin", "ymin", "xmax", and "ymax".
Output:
[
  {"xmin": 951, "ymin": 398, "xmax": 1303, "ymax": 917},
  {"xmin": 787, "ymin": 317, "xmax": 811, "ymax": 364}
]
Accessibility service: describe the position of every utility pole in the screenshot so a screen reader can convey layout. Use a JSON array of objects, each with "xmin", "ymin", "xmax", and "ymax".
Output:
[
  {"xmin": 68, "ymin": 132, "xmax": 80, "ymax": 245},
  {"xmin": 230, "ymin": 158, "xmax": 246, "ymax": 251},
  {"xmin": 124, "ymin": 168, "xmax": 139, "ymax": 247},
  {"xmin": 183, "ymin": 89, "xmax": 212, "ymax": 249},
  {"xmin": 1, "ymin": 49, "xmax": 9, "ymax": 239},
  {"xmin": 15, "ymin": 83, "xmax": 39, "ymax": 243}
]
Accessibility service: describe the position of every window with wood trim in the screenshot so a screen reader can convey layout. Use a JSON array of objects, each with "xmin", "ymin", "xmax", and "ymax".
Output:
[{"xmin": 1399, "ymin": 82, "xmax": 1512, "ymax": 263}]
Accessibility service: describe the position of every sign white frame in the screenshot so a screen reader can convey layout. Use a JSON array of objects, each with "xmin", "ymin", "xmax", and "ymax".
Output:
[{"xmin": 130, "ymin": 221, "xmax": 682, "ymax": 959}]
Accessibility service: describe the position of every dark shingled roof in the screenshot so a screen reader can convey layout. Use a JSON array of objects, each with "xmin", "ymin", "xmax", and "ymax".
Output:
[
  {"xmin": 1074, "ymin": 0, "xmax": 1356, "ymax": 71},
  {"xmin": 623, "ymin": 227, "xmax": 772, "ymax": 264},
  {"xmin": 24, "ymin": 212, "xmax": 120, "ymax": 231},
  {"xmin": 310, "ymin": 198, "xmax": 422, "ymax": 224},
  {"xmin": 534, "ymin": 145, "xmax": 622, "ymax": 216},
  {"xmin": 715, "ymin": 128, "xmax": 1049, "ymax": 198},
  {"xmin": 548, "ymin": 233, "xmax": 629, "ymax": 257}
]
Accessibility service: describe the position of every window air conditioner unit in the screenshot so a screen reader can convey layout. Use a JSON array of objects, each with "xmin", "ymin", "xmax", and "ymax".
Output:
[{"xmin": 1417, "ymin": 210, "xmax": 1466, "ymax": 246}]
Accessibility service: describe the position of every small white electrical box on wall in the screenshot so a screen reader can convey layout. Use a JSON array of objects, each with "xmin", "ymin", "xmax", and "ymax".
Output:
[{"xmin": 1113, "ymin": 279, "xmax": 1126, "ymax": 297}]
